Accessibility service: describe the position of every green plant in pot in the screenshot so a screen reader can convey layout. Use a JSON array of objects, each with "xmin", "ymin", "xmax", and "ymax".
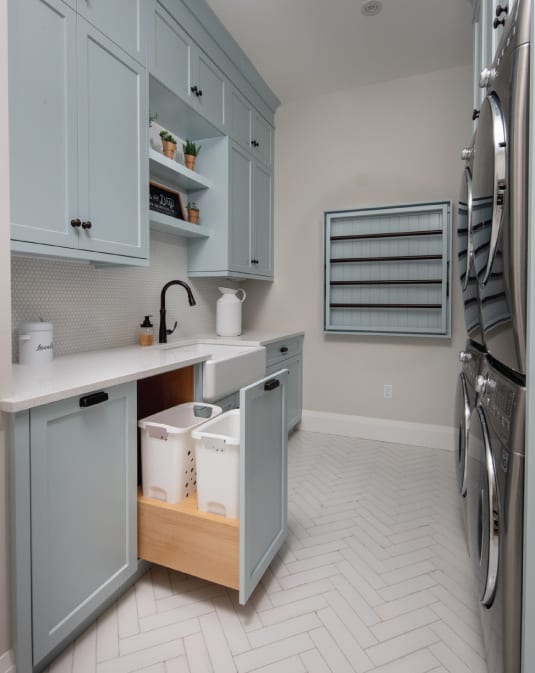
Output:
[
  {"xmin": 187, "ymin": 201, "xmax": 200, "ymax": 224},
  {"xmin": 183, "ymin": 140, "xmax": 201, "ymax": 170},
  {"xmin": 160, "ymin": 130, "xmax": 177, "ymax": 159}
]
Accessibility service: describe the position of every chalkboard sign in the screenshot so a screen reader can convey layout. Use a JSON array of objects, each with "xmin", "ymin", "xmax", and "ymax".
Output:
[{"xmin": 149, "ymin": 181, "xmax": 185, "ymax": 220}]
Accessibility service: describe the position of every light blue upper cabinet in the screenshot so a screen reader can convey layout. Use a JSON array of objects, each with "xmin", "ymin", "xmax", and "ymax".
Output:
[
  {"xmin": 193, "ymin": 49, "xmax": 226, "ymax": 131},
  {"xmin": 9, "ymin": 0, "xmax": 79, "ymax": 249},
  {"xmin": 151, "ymin": 2, "xmax": 193, "ymax": 105},
  {"xmin": 252, "ymin": 161, "xmax": 273, "ymax": 277},
  {"xmin": 252, "ymin": 111, "xmax": 273, "ymax": 168},
  {"xmin": 229, "ymin": 143, "xmax": 253, "ymax": 274},
  {"xmin": 77, "ymin": 20, "xmax": 148, "ymax": 259},
  {"xmin": 8, "ymin": 0, "xmax": 149, "ymax": 264},
  {"xmin": 76, "ymin": 0, "xmax": 149, "ymax": 65},
  {"xmin": 229, "ymin": 87, "xmax": 253, "ymax": 152},
  {"xmin": 150, "ymin": 1, "xmax": 226, "ymax": 133}
]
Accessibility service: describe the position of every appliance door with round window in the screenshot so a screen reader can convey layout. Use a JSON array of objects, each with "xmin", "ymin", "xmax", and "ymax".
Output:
[{"xmin": 466, "ymin": 406, "xmax": 499, "ymax": 608}]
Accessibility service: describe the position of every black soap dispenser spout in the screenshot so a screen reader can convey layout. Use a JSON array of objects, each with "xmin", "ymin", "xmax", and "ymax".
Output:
[{"xmin": 159, "ymin": 280, "xmax": 197, "ymax": 343}]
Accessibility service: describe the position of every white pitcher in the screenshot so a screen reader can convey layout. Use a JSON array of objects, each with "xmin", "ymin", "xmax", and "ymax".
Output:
[{"xmin": 216, "ymin": 287, "xmax": 246, "ymax": 337}]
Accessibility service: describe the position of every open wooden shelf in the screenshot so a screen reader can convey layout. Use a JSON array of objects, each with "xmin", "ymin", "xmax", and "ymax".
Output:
[{"xmin": 138, "ymin": 490, "xmax": 239, "ymax": 590}]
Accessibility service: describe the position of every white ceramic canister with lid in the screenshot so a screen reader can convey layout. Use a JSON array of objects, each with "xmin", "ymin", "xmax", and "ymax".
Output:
[
  {"xmin": 216, "ymin": 287, "xmax": 246, "ymax": 337},
  {"xmin": 18, "ymin": 321, "xmax": 54, "ymax": 365}
]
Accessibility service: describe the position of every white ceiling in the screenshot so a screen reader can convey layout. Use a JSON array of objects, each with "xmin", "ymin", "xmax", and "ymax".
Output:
[{"xmin": 206, "ymin": 0, "xmax": 474, "ymax": 103}]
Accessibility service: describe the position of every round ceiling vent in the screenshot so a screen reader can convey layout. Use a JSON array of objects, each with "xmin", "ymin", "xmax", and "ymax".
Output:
[{"xmin": 361, "ymin": 0, "xmax": 383, "ymax": 16}]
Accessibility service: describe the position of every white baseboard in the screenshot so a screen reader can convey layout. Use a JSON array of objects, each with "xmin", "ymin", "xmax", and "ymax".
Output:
[
  {"xmin": 300, "ymin": 409, "xmax": 455, "ymax": 452},
  {"xmin": 0, "ymin": 650, "xmax": 15, "ymax": 673}
]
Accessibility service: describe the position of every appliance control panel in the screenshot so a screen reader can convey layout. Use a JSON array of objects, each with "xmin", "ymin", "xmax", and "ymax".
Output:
[{"xmin": 481, "ymin": 373, "xmax": 516, "ymax": 443}]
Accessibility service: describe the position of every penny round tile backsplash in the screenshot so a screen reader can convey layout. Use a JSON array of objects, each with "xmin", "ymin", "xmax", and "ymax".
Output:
[{"xmin": 11, "ymin": 232, "xmax": 231, "ymax": 361}]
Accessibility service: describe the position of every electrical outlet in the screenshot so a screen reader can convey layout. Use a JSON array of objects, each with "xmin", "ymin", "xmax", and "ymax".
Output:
[{"xmin": 384, "ymin": 384, "xmax": 393, "ymax": 399}]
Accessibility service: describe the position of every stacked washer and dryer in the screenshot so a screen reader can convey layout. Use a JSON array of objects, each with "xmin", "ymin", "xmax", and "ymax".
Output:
[{"xmin": 455, "ymin": 1, "xmax": 529, "ymax": 673}]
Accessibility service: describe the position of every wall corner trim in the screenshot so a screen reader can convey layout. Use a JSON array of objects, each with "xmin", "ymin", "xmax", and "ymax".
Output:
[
  {"xmin": 0, "ymin": 650, "xmax": 15, "ymax": 673},
  {"xmin": 300, "ymin": 409, "xmax": 455, "ymax": 452}
]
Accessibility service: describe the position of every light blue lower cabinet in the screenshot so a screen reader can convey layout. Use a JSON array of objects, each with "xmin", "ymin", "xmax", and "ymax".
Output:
[
  {"xmin": 9, "ymin": 382, "xmax": 140, "ymax": 672},
  {"xmin": 138, "ymin": 370, "xmax": 288, "ymax": 606},
  {"xmin": 267, "ymin": 353, "xmax": 302, "ymax": 432},
  {"xmin": 265, "ymin": 336, "xmax": 304, "ymax": 432}
]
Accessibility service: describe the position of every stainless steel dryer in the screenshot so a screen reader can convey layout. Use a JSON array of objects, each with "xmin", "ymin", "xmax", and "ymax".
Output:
[
  {"xmin": 471, "ymin": 0, "xmax": 530, "ymax": 378},
  {"xmin": 457, "ymin": 138, "xmax": 485, "ymax": 347},
  {"xmin": 466, "ymin": 355, "xmax": 525, "ymax": 673}
]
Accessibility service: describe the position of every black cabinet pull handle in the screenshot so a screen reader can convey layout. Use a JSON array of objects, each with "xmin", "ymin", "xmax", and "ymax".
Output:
[
  {"xmin": 264, "ymin": 378, "xmax": 280, "ymax": 391},
  {"xmin": 495, "ymin": 3, "xmax": 508, "ymax": 16},
  {"xmin": 493, "ymin": 17, "xmax": 505, "ymax": 28},
  {"xmin": 82, "ymin": 221, "xmax": 92, "ymax": 229},
  {"xmin": 472, "ymin": 108, "xmax": 480, "ymax": 120},
  {"xmin": 280, "ymin": 346, "xmax": 288, "ymax": 353},
  {"xmin": 70, "ymin": 219, "xmax": 81, "ymax": 228},
  {"xmin": 80, "ymin": 391, "xmax": 109, "ymax": 407}
]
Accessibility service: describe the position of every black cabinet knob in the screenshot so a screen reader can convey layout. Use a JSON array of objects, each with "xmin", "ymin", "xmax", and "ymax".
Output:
[
  {"xmin": 495, "ymin": 4, "xmax": 508, "ymax": 16},
  {"xmin": 472, "ymin": 108, "xmax": 480, "ymax": 120},
  {"xmin": 197, "ymin": 89, "xmax": 203, "ymax": 97},
  {"xmin": 493, "ymin": 17, "xmax": 505, "ymax": 28},
  {"xmin": 280, "ymin": 346, "xmax": 288, "ymax": 353},
  {"xmin": 191, "ymin": 85, "xmax": 198, "ymax": 94},
  {"xmin": 70, "ymin": 218, "xmax": 81, "ymax": 228},
  {"xmin": 82, "ymin": 221, "xmax": 92, "ymax": 229}
]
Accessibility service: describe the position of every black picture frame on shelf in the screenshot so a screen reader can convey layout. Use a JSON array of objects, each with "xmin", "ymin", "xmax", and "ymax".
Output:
[{"xmin": 149, "ymin": 181, "xmax": 185, "ymax": 220}]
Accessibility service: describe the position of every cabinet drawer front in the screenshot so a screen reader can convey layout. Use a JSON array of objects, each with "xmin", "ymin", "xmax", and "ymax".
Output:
[{"xmin": 265, "ymin": 337, "xmax": 302, "ymax": 366}]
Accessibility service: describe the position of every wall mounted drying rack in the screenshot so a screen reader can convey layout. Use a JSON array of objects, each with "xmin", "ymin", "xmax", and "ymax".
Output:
[{"xmin": 323, "ymin": 202, "xmax": 451, "ymax": 337}]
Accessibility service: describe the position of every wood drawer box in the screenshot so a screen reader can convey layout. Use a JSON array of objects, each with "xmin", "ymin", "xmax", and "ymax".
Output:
[{"xmin": 138, "ymin": 491, "xmax": 239, "ymax": 589}]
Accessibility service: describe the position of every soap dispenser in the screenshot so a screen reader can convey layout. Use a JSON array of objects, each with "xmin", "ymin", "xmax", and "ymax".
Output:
[{"xmin": 139, "ymin": 316, "xmax": 154, "ymax": 347}]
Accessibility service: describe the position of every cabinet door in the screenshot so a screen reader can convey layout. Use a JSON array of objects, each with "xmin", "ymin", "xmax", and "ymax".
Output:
[
  {"xmin": 229, "ymin": 87, "xmax": 253, "ymax": 152},
  {"xmin": 268, "ymin": 354, "xmax": 302, "ymax": 432},
  {"xmin": 193, "ymin": 47, "xmax": 226, "ymax": 131},
  {"xmin": 239, "ymin": 369, "xmax": 288, "ymax": 604},
  {"xmin": 77, "ymin": 0, "xmax": 149, "ymax": 65},
  {"xmin": 252, "ymin": 161, "xmax": 273, "ymax": 277},
  {"xmin": 150, "ymin": 2, "xmax": 194, "ymax": 105},
  {"xmin": 9, "ymin": 0, "xmax": 79, "ymax": 248},
  {"xmin": 252, "ymin": 112, "xmax": 273, "ymax": 168},
  {"xmin": 229, "ymin": 143, "xmax": 253, "ymax": 274},
  {"xmin": 30, "ymin": 383, "xmax": 137, "ymax": 666},
  {"xmin": 77, "ymin": 19, "xmax": 149, "ymax": 259}
]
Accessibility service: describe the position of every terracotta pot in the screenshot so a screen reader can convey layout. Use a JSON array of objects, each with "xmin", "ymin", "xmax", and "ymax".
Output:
[
  {"xmin": 188, "ymin": 208, "xmax": 199, "ymax": 224},
  {"xmin": 162, "ymin": 141, "xmax": 176, "ymax": 159},
  {"xmin": 184, "ymin": 153, "xmax": 196, "ymax": 170}
]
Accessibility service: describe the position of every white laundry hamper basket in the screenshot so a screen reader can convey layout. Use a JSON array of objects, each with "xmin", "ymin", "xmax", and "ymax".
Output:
[
  {"xmin": 191, "ymin": 409, "xmax": 241, "ymax": 519},
  {"xmin": 139, "ymin": 402, "xmax": 222, "ymax": 504}
]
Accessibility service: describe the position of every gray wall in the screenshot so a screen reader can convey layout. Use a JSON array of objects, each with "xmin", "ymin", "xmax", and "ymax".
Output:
[
  {"xmin": 0, "ymin": 0, "xmax": 12, "ymax": 659},
  {"xmin": 244, "ymin": 64, "xmax": 473, "ymax": 428}
]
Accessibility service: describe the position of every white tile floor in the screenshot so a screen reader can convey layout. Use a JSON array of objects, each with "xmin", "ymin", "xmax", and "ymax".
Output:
[{"xmin": 46, "ymin": 430, "xmax": 487, "ymax": 673}]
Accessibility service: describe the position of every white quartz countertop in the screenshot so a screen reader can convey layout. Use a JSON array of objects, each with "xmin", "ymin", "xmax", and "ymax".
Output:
[{"xmin": 0, "ymin": 331, "xmax": 304, "ymax": 413}]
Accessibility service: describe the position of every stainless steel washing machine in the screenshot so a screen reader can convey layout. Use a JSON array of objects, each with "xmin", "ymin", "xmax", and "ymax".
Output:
[
  {"xmin": 455, "ymin": 340, "xmax": 485, "ymax": 499},
  {"xmin": 471, "ymin": 0, "xmax": 530, "ymax": 378},
  {"xmin": 466, "ymin": 355, "xmax": 525, "ymax": 673}
]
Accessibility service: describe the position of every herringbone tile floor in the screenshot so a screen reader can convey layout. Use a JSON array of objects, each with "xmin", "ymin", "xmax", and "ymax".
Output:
[{"xmin": 46, "ymin": 430, "xmax": 487, "ymax": 673}]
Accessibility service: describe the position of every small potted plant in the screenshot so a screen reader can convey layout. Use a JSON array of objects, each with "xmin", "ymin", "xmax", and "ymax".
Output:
[
  {"xmin": 160, "ymin": 130, "xmax": 177, "ymax": 159},
  {"xmin": 187, "ymin": 201, "xmax": 200, "ymax": 224},
  {"xmin": 183, "ymin": 139, "xmax": 201, "ymax": 171}
]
